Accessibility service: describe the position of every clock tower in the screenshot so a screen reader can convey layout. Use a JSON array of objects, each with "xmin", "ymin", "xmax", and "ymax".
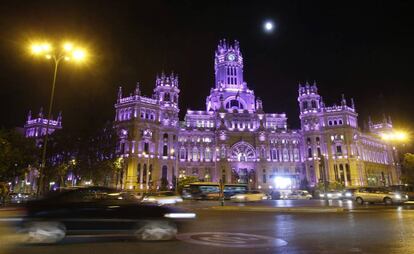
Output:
[{"xmin": 214, "ymin": 39, "xmax": 244, "ymax": 89}]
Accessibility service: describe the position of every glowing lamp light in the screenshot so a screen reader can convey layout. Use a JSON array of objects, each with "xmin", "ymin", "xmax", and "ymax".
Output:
[
  {"xmin": 72, "ymin": 49, "xmax": 86, "ymax": 61},
  {"xmin": 274, "ymin": 177, "xmax": 292, "ymax": 189},
  {"xmin": 63, "ymin": 42, "xmax": 73, "ymax": 51},
  {"xmin": 380, "ymin": 131, "xmax": 409, "ymax": 142}
]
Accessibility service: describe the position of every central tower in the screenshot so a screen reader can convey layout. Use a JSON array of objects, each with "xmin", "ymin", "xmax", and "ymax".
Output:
[
  {"xmin": 206, "ymin": 40, "xmax": 255, "ymax": 112},
  {"xmin": 215, "ymin": 39, "xmax": 245, "ymax": 89}
]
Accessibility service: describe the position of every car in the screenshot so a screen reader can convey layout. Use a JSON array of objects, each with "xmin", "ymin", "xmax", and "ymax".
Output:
[
  {"xmin": 284, "ymin": 190, "xmax": 312, "ymax": 200},
  {"xmin": 319, "ymin": 191, "xmax": 343, "ymax": 200},
  {"xmin": 354, "ymin": 187, "xmax": 408, "ymax": 205},
  {"xmin": 230, "ymin": 190, "xmax": 268, "ymax": 202},
  {"xmin": 14, "ymin": 187, "xmax": 195, "ymax": 244},
  {"xmin": 141, "ymin": 191, "xmax": 183, "ymax": 205},
  {"xmin": 389, "ymin": 185, "xmax": 414, "ymax": 201},
  {"xmin": 342, "ymin": 188, "xmax": 358, "ymax": 200},
  {"xmin": 267, "ymin": 190, "xmax": 281, "ymax": 200},
  {"xmin": 9, "ymin": 193, "xmax": 34, "ymax": 204}
]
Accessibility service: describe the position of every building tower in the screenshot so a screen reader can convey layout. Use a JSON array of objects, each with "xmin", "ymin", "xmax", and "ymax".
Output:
[
  {"xmin": 215, "ymin": 39, "xmax": 244, "ymax": 88},
  {"xmin": 298, "ymin": 81, "xmax": 322, "ymax": 186}
]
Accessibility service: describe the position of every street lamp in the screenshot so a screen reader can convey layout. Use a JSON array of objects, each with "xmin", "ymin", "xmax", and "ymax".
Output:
[
  {"xmin": 142, "ymin": 151, "xmax": 150, "ymax": 190},
  {"xmin": 171, "ymin": 148, "xmax": 179, "ymax": 193},
  {"xmin": 29, "ymin": 40, "xmax": 88, "ymax": 195}
]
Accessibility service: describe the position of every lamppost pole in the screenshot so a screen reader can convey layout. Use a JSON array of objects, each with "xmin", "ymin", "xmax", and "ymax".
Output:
[{"xmin": 37, "ymin": 57, "xmax": 60, "ymax": 195}]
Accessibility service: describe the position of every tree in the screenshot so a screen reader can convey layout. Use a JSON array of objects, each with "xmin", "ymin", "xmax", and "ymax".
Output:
[
  {"xmin": 0, "ymin": 129, "xmax": 38, "ymax": 188},
  {"xmin": 401, "ymin": 153, "xmax": 414, "ymax": 184}
]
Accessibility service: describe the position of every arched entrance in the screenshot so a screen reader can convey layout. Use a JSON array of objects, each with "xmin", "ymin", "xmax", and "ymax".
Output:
[{"xmin": 230, "ymin": 141, "xmax": 257, "ymax": 187}]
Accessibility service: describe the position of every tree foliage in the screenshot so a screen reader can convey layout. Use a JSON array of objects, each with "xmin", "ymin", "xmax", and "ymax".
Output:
[
  {"xmin": 0, "ymin": 129, "xmax": 38, "ymax": 183},
  {"xmin": 401, "ymin": 153, "xmax": 414, "ymax": 184}
]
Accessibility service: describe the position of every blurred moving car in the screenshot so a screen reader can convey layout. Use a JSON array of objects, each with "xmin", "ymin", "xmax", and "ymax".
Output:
[
  {"xmin": 342, "ymin": 188, "xmax": 358, "ymax": 200},
  {"xmin": 14, "ymin": 187, "xmax": 195, "ymax": 244},
  {"xmin": 354, "ymin": 187, "xmax": 408, "ymax": 205},
  {"xmin": 389, "ymin": 185, "xmax": 414, "ymax": 201},
  {"xmin": 319, "ymin": 191, "xmax": 343, "ymax": 200},
  {"xmin": 230, "ymin": 190, "xmax": 268, "ymax": 202},
  {"xmin": 142, "ymin": 191, "xmax": 183, "ymax": 205},
  {"xmin": 284, "ymin": 190, "xmax": 312, "ymax": 200}
]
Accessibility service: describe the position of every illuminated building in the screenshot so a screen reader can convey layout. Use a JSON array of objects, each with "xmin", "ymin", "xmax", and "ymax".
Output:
[{"xmin": 114, "ymin": 40, "xmax": 399, "ymax": 190}]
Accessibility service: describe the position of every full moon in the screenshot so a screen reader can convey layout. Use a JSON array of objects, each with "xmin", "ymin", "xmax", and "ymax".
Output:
[{"xmin": 264, "ymin": 21, "xmax": 274, "ymax": 32}]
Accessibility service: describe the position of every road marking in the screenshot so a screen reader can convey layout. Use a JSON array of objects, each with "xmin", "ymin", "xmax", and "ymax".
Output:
[{"xmin": 177, "ymin": 232, "xmax": 287, "ymax": 248}]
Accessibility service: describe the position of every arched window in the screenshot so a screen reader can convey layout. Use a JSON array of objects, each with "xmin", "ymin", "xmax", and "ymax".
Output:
[
  {"xmin": 163, "ymin": 133, "xmax": 168, "ymax": 140},
  {"xmin": 271, "ymin": 149, "xmax": 277, "ymax": 160},
  {"xmin": 164, "ymin": 93, "xmax": 170, "ymax": 101},
  {"xmin": 192, "ymin": 147, "xmax": 199, "ymax": 161},
  {"xmin": 308, "ymin": 148, "xmax": 312, "ymax": 158},
  {"xmin": 283, "ymin": 148, "xmax": 289, "ymax": 161},
  {"xmin": 205, "ymin": 148, "xmax": 211, "ymax": 161},
  {"xmin": 163, "ymin": 145, "xmax": 168, "ymax": 156},
  {"xmin": 180, "ymin": 147, "xmax": 186, "ymax": 160},
  {"xmin": 293, "ymin": 148, "xmax": 300, "ymax": 162},
  {"xmin": 311, "ymin": 100, "xmax": 317, "ymax": 108}
]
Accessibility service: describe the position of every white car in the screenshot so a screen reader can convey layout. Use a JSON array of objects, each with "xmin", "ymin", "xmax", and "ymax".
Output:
[
  {"xmin": 142, "ymin": 191, "xmax": 183, "ymax": 205},
  {"xmin": 230, "ymin": 191, "xmax": 268, "ymax": 202},
  {"xmin": 319, "ymin": 191, "xmax": 343, "ymax": 199},
  {"xmin": 285, "ymin": 190, "xmax": 312, "ymax": 200}
]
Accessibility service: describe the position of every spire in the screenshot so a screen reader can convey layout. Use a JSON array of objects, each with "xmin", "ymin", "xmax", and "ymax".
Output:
[
  {"xmin": 368, "ymin": 116, "xmax": 373, "ymax": 127},
  {"xmin": 388, "ymin": 115, "xmax": 393, "ymax": 125},
  {"xmin": 351, "ymin": 98, "xmax": 355, "ymax": 109},
  {"xmin": 27, "ymin": 110, "xmax": 32, "ymax": 121},
  {"xmin": 118, "ymin": 86, "xmax": 122, "ymax": 100},
  {"xmin": 382, "ymin": 114, "xmax": 387, "ymax": 124},
  {"xmin": 57, "ymin": 111, "xmax": 62, "ymax": 124},
  {"xmin": 320, "ymin": 96, "xmax": 325, "ymax": 108},
  {"xmin": 38, "ymin": 107, "xmax": 43, "ymax": 118},
  {"xmin": 341, "ymin": 94, "xmax": 347, "ymax": 106},
  {"xmin": 134, "ymin": 82, "xmax": 141, "ymax": 96}
]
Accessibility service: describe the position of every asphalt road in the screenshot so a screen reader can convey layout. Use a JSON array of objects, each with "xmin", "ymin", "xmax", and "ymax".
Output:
[{"xmin": 2, "ymin": 201, "xmax": 414, "ymax": 254}]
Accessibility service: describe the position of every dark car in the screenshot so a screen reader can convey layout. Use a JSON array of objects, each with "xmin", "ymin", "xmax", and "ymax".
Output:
[
  {"xmin": 389, "ymin": 185, "xmax": 414, "ymax": 201},
  {"xmin": 16, "ymin": 187, "xmax": 196, "ymax": 244}
]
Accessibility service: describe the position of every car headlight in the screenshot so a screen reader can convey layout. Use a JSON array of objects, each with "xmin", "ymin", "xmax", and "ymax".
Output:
[
  {"xmin": 345, "ymin": 193, "xmax": 352, "ymax": 197},
  {"xmin": 164, "ymin": 213, "xmax": 196, "ymax": 218},
  {"xmin": 327, "ymin": 193, "xmax": 332, "ymax": 197},
  {"xmin": 395, "ymin": 194, "xmax": 401, "ymax": 199},
  {"xmin": 143, "ymin": 197, "xmax": 156, "ymax": 202},
  {"xmin": 320, "ymin": 194, "xmax": 325, "ymax": 197},
  {"xmin": 176, "ymin": 198, "xmax": 183, "ymax": 202},
  {"xmin": 338, "ymin": 193, "xmax": 342, "ymax": 197},
  {"xmin": 406, "ymin": 195, "xmax": 409, "ymax": 199},
  {"xmin": 236, "ymin": 195, "xmax": 246, "ymax": 199},
  {"xmin": 261, "ymin": 196, "xmax": 268, "ymax": 200}
]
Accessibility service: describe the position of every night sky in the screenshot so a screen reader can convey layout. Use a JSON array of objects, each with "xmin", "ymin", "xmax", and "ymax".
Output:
[{"xmin": 1, "ymin": 0, "xmax": 413, "ymax": 134}]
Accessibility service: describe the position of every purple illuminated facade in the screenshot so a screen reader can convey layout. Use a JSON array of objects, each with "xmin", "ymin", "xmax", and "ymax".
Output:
[
  {"xmin": 24, "ymin": 108, "xmax": 62, "ymax": 140},
  {"xmin": 114, "ymin": 40, "xmax": 399, "ymax": 191}
]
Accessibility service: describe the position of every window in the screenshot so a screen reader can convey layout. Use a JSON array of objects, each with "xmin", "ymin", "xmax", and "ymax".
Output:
[
  {"xmin": 339, "ymin": 120, "xmax": 343, "ymax": 125},
  {"xmin": 143, "ymin": 164, "xmax": 147, "ymax": 184},
  {"xmin": 328, "ymin": 121, "xmax": 333, "ymax": 126},
  {"xmin": 263, "ymin": 169, "xmax": 267, "ymax": 183},
  {"xmin": 307, "ymin": 137, "xmax": 311, "ymax": 145},
  {"xmin": 163, "ymin": 145, "xmax": 168, "ymax": 156},
  {"xmin": 144, "ymin": 142, "xmax": 149, "ymax": 153},
  {"xmin": 345, "ymin": 164, "xmax": 351, "ymax": 184},
  {"xmin": 317, "ymin": 147, "xmax": 321, "ymax": 157},
  {"xmin": 180, "ymin": 147, "xmax": 186, "ymax": 160},
  {"xmin": 311, "ymin": 100, "xmax": 317, "ymax": 108},
  {"xmin": 162, "ymin": 165, "xmax": 168, "ymax": 180},
  {"xmin": 163, "ymin": 133, "xmax": 168, "ymax": 140},
  {"xmin": 137, "ymin": 164, "xmax": 141, "ymax": 183},
  {"xmin": 336, "ymin": 145, "xmax": 342, "ymax": 154},
  {"xmin": 283, "ymin": 148, "xmax": 289, "ymax": 161},
  {"xmin": 192, "ymin": 147, "xmax": 199, "ymax": 161},
  {"xmin": 316, "ymin": 137, "xmax": 320, "ymax": 144},
  {"xmin": 308, "ymin": 148, "xmax": 312, "ymax": 158},
  {"xmin": 271, "ymin": 149, "xmax": 277, "ymax": 160}
]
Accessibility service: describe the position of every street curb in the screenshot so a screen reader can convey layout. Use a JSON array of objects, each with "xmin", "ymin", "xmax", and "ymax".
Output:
[{"xmin": 208, "ymin": 206, "xmax": 345, "ymax": 213}]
